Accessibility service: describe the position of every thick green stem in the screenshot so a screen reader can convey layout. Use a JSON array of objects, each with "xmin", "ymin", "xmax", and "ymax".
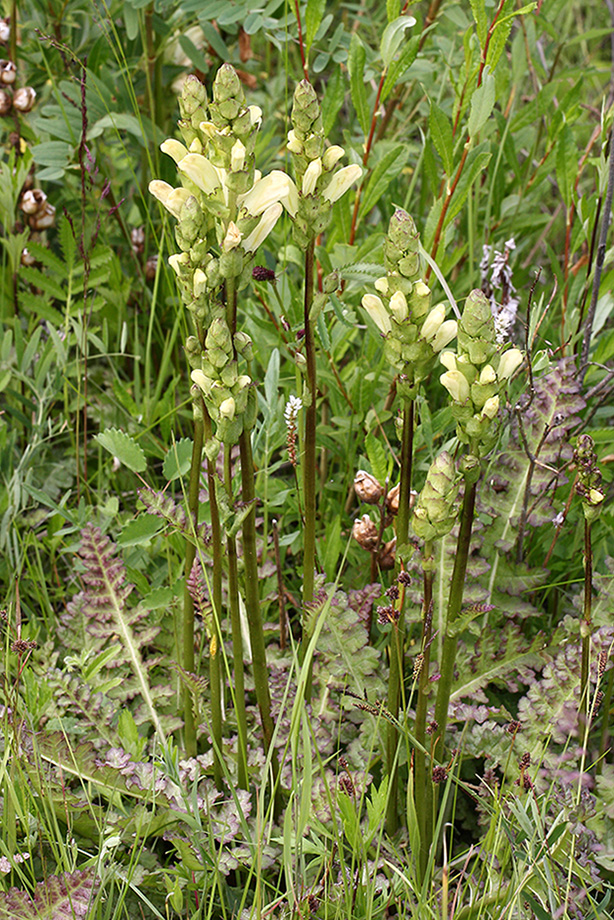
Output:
[
  {"xmin": 386, "ymin": 396, "xmax": 414, "ymax": 834},
  {"xmin": 182, "ymin": 407, "xmax": 204, "ymax": 758},
  {"xmin": 580, "ymin": 516, "xmax": 592, "ymax": 728},
  {"xmin": 433, "ymin": 479, "xmax": 478, "ymax": 766},
  {"xmin": 239, "ymin": 431, "xmax": 281, "ymax": 794},
  {"xmin": 302, "ymin": 240, "xmax": 317, "ymax": 700},
  {"xmin": 204, "ymin": 406, "xmax": 223, "ymax": 789},
  {"xmin": 225, "ymin": 446, "xmax": 249, "ymax": 789},
  {"xmin": 415, "ymin": 540, "xmax": 434, "ymax": 882},
  {"xmin": 302, "ymin": 240, "xmax": 317, "ymax": 605}
]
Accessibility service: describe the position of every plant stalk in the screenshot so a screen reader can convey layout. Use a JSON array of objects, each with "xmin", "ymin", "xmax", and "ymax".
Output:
[
  {"xmin": 204, "ymin": 404, "xmax": 223, "ymax": 789},
  {"xmin": 580, "ymin": 516, "xmax": 593, "ymax": 728},
  {"xmin": 302, "ymin": 239, "xmax": 317, "ymax": 699},
  {"xmin": 224, "ymin": 445, "xmax": 249, "ymax": 789},
  {"xmin": 414, "ymin": 539, "xmax": 434, "ymax": 882},
  {"xmin": 386, "ymin": 396, "xmax": 414, "ymax": 834},
  {"xmin": 433, "ymin": 479, "xmax": 478, "ymax": 767},
  {"xmin": 182, "ymin": 406, "xmax": 204, "ymax": 758}
]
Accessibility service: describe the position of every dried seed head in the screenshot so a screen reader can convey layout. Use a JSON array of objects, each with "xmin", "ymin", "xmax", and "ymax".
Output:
[
  {"xmin": 505, "ymin": 720, "xmax": 521, "ymax": 735},
  {"xmin": 28, "ymin": 201, "xmax": 56, "ymax": 230},
  {"xmin": 21, "ymin": 188, "xmax": 47, "ymax": 215},
  {"xmin": 519, "ymin": 752, "xmax": 530, "ymax": 770},
  {"xmin": 0, "ymin": 59, "xmax": 16, "ymax": 85},
  {"xmin": 426, "ymin": 719, "xmax": 438, "ymax": 735},
  {"xmin": 0, "ymin": 19, "xmax": 9, "ymax": 43},
  {"xmin": 377, "ymin": 536, "xmax": 396, "ymax": 570},
  {"xmin": 0, "ymin": 88, "xmax": 10, "ymax": 115},
  {"xmin": 354, "ymin": 470, "xmax": 384, "ymax": 505},
  {"xmin": 432, "ymin": 766, "xmax": 448, "ymax": 784},
  {"xmin": 386, "ymin": 482, "xmax": 400, "ymax": 514},
  {"xmin": 413, "ymin": 652, "xmax": 424, "ymax": 679},
  {"xmin": 377, "ymin": 604, "xmax": 398, "ymax": 626},
  {"xmin": 352, "ymin": 514, "xmax": 379, "ymax": 551},
  {"xmin": 131, "ymin": 226, "xmax": 145, "ymax": 254},
  {"xmin": 397, "ymin": 570, "xmax": 411, "ymax": 587},
  {"xmin": 13, "ymin": 86, "xmax": 36, "ymax": 113},
  {"xmin": 145, "ymin": 255, "xmax": 158, "ymax": 281}
]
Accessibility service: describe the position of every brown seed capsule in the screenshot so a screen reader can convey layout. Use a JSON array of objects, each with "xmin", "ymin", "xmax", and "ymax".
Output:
[
  {"xmin": 145, "ymin": 255, "xmax": 158, "ymax": 281},
  {"xmin": 13, "ymin": 86, "xmax": 36, "ymax": 113},
  {"xmin": 28, "ymin": 201, "xmax": 56, "ymax": 230},
  {"xmin": 352, "ymin": 514, "xmax": 379, "ymax": 551},
  {"xmin": 0, "ymin": 88, "xmax": 10, "ymax": 115},
  {"xmin": 0, "ymin": 59, "xmax": 16, "ymax": 85},
  {"xmin": 131, "ymin": 226, "xmax": 145, "ymax": 254},
  {"xmin": 21, "ymin": 247, "xmax": 37, "ymax": 267},
  {"xmin": 21, "ymin": 188, "xmax": 47, "ymax": 215},
  {"xmin": 386, "ymin": 483, "xmax": 400, "ymax": 514},
  {"xmin": 354, "ymin": 470, "xmax": 384, "ymax": 505},
  {"xmin": 377, "ymin": 536, "xmax": 396, "ymax": 570}
]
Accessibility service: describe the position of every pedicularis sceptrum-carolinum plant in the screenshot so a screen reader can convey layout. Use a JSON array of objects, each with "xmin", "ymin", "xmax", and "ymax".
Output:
[{"xmin": 4, "ymin": 1, "xmax": 614, "ymax": 917}]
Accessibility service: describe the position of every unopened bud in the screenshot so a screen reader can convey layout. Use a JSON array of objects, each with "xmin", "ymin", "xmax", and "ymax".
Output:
[
  {"xmin": 498, "ymin": 347, "xmax": 523, "ymax": 381},
  {"xmin": 354, "ymin": 470, "xmax": 384, "ymax": 504},
  {"xmin": 420, "ymin": 304, "xmax": 445, "ymax": 342},
  {"xmin": 389, "ymin": 290, "xmax": 408, "ymax": 323},
  {"xmin": 440, "ymin": 369, "xmax": 470, "ymax": 404},
  {"xmin": 481, "ymin": 395, "xmax": 500, "ymax": 420},
  {"xmin": 386, "ymin": 483, "xmax": 400, "ymax": 515},
  {"xmin": 362, "ymin": 293, "xmax": 391, "ymax": 335},
  {"xmin": 431, "ymin": 319, "xmax": 457, "ymax": 352},
  {"xmin": 322, "ymin": 145, "xmax": 345, "ymax": 170},
  {"xmin": 0, "ymin": 88, "xmax": 10, "ymax": 114}
]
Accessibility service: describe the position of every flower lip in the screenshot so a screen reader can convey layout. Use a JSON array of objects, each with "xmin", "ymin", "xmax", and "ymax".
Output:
[{"xmin": 322, "ymin": 164, "xmax": 362, "ymax": 203}]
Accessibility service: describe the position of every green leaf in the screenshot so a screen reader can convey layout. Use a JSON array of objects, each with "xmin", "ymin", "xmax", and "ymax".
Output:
[
  {"xmin": 365, "ymin": 431, "xmax": 388, "ymax": 485},
  {"xmin": 359, "ymin": 143, "xmax": 408, "ymax": 217},
  {"xmin": 163, "ymin": 438, "xmax": 193, "ymax": 481},
  {"xmin": 316, "ymin": 313, "xmax": 331, "ymax": 350},
  {"xmin": 178, "ymin": 34, "xmax": 210, "ymax": 73},
  {"xmin": 380, "ymin": 15, "xmax": 416, "ymax": 67},
  {"xmin": 95, "ymin": 427, "xmax": 147, "ymax": 473},
  {"xmin": 321, "ymin": 68, "xmax": 345, "ymax": 136},
  {"xmin": 263, "ymin": 347, "xmax": 280, "ymax": 408},
  {"xmin": 469, "ymin": 0, "xmax": 488, "ymax": 46},
  {"xmin": 305, "ymin": 0, "xmax": 326, "ymax": 51},
  {"xmin": 447, "ymin": 142, "xmax": 492, "ymax": 223},
  {"xmin": 200, "ymin": 19, "xmax": 229, "ymax": 60},
  {"xmin": 118, "ymin": 514, "xmax": 164, "ymax": 546},
  {"xmin": 123, "ymin": 1, "xmax": 139, "ymax": 40},
  {"xmin": 30, "ymin": 140, "xmax": 73, "ymax": 169},
  {"xmin": 386, "ymin": 0, "xmax": 400, "ymax": 21},
  {"xmin": 468, "ymin": 71, "xmax": 495, "ymax": 136},
  {"xmin": 381, "ymin": 35, "xmax": 420, "ymax": 102},
  {"xmin": 429, "ymin": 102, "xmax": 454, "ymax": 175},
  {"xmin": 322, "ymin": 514, "xmax": 342, "ymax": 580},
  {"xmin": 555, "ymin": 122, "xmax": 575, "ymax": 210},
  {"xmin": 348, "ymin": 33, "xmax": 370, "ymax": 136}
]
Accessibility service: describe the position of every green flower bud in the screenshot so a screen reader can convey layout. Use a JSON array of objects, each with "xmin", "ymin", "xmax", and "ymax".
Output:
[
  {"xmin": 213, "ymin": 63, "xmax": 243, "ymax": 104},
  {"xmin": 387, "ymin": 209, "xmax": 419, "ymax": 253},
  {"xmin": 206, "ymin": 317, "xmax": 232, "ymax": 355},
  {"xmin": 180, "ymin": 75, "xmax": 208, "ymax": 119},
  {"xmin": 292, "ymin": 80, "xmax": 321, "ymax": 132},
  {"xmin": 233, "ymin": 331, "xmax": 253, "ymax": 360}
]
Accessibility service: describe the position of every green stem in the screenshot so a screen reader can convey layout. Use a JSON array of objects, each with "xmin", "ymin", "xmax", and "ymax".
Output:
[
  {"xmin": 415, "ymin": 539, "xmax": 434, "ymax": 882},
  {"xmin": 239, "ymin": 430, "xmax": 280, "ymax": 790},
  {"xmin": 302, "ymin": 239, "xmax": 317, "ymax": 700},
  {"xmin": 580, "ymin": 516, "xmax": 592, "ymax": 729},
  {"xmin": 182, "ymin": 405, "xmax": 204, "ymax": 758},
  {"xmin": 225, "ymin": 445, "xmax": 249, "ymax": 789},
  {"xmin": 204, "ymin": 405, "xmax": 223, "ymax": 790},
  {"xmin": 433, "ymin": 478, "xmax": 478, "ymax": 766},
  {"xmin": 386, "ymin": 396, "xmax": 414, "ymax": 834}
]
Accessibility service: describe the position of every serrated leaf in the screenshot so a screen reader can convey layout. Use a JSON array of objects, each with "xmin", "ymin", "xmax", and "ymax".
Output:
[
  {"xmin": 316, "ymin": 312, "xmax": 331, "ymax": 350},
  {"xmin": 305, "ymin": 0, "xmax": 326, "ymax": 50},
  {"xmin": 163, "ymin": 438, "xmax": 193, "ymax": 481},
  {"xmin": 429, "ymin": 102, "xmax": 454, "ymax": 175},
  {"xmin": 95, "ymin": 427, "xmax": 147, "ymax": 472},
  {"xmin": 380, "ymin": 15, "xmax": 416, "ymax": 67},
  {"xmin": 348, "ymin": 33, "xmax": 370, "ymax": 136},
  {"xmin": 19, "ymin": 292, "xmax": 64, "ymax": 326},
  {"xmin": 339, "ymin": 261, "xmax": 385, "ymax": 282},
  {"xmin": 118, "ymin": 514, "xmax": 164, "ymax": 546},
  {"xmin": 468, "ymin": 71, "xmax": 495, "ymax": 136},
  {"xmin": 365, "ymin": 431, "xmax": 388, "ymax": 485},
  {"xmin": 359, "ymin": 143, "xmax": 408, "ymax": 217}
]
